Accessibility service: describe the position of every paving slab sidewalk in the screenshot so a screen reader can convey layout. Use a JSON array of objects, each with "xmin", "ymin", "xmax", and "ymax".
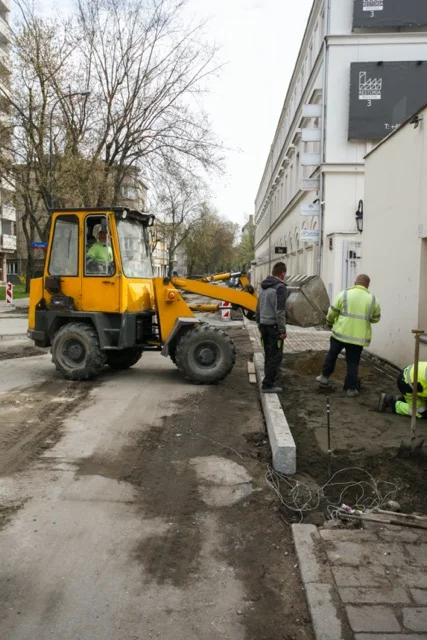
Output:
[{"xmin": 293, "ymin": 522, "xmax": 427, "ymax": 640}]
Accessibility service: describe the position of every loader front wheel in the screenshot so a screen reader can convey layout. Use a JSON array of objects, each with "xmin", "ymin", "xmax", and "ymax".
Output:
[
  {"xmin": 51, "ymin": 322, "xmax": 106, "ymax": 381},
  {"xmin": 106, "ymin": 348, "xmax": 142, "ymax": 370},
  {"xmin": 175, "ymin": 325, "xmax": 236, "ymax": 384}
]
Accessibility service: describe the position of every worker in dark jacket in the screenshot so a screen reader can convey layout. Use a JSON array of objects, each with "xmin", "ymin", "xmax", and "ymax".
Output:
[{"xmin": 255, "ymin": 262, "xmax": 288, "ymax": 393}]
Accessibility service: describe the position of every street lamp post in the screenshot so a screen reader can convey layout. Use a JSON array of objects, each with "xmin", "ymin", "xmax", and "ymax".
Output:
[{"xmin": 49, "ymin": 89, "xmax": 91, "ymax": 208}]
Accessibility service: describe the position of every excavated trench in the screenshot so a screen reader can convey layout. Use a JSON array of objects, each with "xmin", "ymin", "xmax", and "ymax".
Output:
[{"xmin": 277, "ymin": 351, "xmax": 427, "ymax": 521}]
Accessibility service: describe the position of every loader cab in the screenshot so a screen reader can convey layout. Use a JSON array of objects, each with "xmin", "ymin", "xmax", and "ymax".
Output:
[{"xmin": 31, "ymin": 207, "xmax": 155, "ymax": 318}]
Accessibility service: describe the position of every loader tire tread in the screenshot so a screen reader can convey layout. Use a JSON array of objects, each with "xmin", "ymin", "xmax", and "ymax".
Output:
[
  {"xmin": 106, "ymin": 348, "xmax": 142, "ymax": 370},
  {"xmin": 51, "ymin": 322, "xmax": 106, "ymax": 381},
  {"xmin": 175, "ymin": 324, "xmax": 236, "ymax": 385},
  {"xmin": 169, "ymin": 320, "xmax": 206, "ymax": 365}
]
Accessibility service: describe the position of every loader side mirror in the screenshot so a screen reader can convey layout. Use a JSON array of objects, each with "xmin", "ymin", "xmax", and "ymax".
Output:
[{"xmin": 45, "ymin": 275, "xmax": 61, "ymax": 294}]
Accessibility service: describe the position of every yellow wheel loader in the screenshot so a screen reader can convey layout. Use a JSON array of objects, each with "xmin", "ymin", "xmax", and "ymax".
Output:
[{"xmin": 27, "ymin": 208, "xmax": 259, "ymax": 384}]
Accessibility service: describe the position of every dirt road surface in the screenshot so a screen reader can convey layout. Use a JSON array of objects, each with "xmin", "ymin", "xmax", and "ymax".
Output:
[{"xmin": 0, "ymin": 329, "xmax": 313, "ymax": 640}]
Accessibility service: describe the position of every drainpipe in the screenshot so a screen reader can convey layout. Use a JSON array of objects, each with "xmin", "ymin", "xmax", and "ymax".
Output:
[
  {"xmin": 268, "ymin": 147, "xmax": 273, "ymax": 274},
  {"xmin": 318, "ymin": 0, "xmax": 331, "ymax": 277}
]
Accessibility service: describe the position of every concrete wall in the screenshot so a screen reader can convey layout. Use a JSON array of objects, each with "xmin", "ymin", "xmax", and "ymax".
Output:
[{"xmin": 363, "ymin": 107, "xmax": 427, "ymax": 367}]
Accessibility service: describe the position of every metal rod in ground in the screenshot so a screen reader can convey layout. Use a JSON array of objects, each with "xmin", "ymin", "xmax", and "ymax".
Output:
[{"xmin": 326, "ymin": 395, "xmax": 331, "ymax": 478}]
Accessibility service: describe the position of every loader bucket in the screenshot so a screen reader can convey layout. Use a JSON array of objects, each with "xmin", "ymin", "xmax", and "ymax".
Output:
[{"xmin": 285, "ymin": 275, "xmax": 329, "ymax": 328}]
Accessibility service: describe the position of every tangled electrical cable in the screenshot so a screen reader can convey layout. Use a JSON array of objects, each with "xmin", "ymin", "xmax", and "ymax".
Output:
[{"xmin": 265, "ymin": 464, "xmax": 399, "ymax": 525}]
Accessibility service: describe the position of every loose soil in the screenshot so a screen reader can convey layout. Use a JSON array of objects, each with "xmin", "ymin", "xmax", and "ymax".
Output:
[
  {"xmin": 0, "ymin": 343, "xmax": 47, "ymax": 360},
  {"xmin": 78, "ymin": 328, "xmax": 314, "ymax": 640},
  {"xmin": 278, "ymin": 351, "xmax": 427, "ymax": 519},
  {"xmin": 0, "ymin": 379, "xmax": 91, "ymax": 478}
]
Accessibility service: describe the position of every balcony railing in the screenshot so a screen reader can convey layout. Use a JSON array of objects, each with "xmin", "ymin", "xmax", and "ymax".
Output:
[
  {"xmin": 1, "ymin": 233, "xmax": 16, "ymax": 251},
  {"xmin": 0, "ymin": 0, "xmax": 10, "ymax": 14},
  {"xmin": 1, "ymin": 203, "xmax": 15, "ymax": 220},
  {"xmin": 0, "ymin": 47, "xmax": 9, "ymax": 73},
  {"xmin": 0, "ymin": 78, "xmax": 10, "ymax": 99},
  {"xmin": 0, "ymin": 16, "xmax": 10, "ymax": 44}
]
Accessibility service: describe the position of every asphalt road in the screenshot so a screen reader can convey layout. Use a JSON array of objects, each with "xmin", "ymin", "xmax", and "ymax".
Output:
[
  {"xmin": 0, "ymin": 315, "xmax": 28, "ymax": 337},
  {"xmin": 0, "ymin": 326, "xmax": 313, "ymax": 640}
]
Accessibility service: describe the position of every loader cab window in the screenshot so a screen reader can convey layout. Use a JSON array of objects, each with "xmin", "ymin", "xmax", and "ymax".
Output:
[
  {"xmin": 85, "ymin": 215, "xmax": 115, "ymax": 276},
  {"xmin": 117, "ymin": 217, "xmax": 153, "ymax": 278},
  {"xmin": 48, "ymin": 214, "xmax": 79, "ymax": 276}
]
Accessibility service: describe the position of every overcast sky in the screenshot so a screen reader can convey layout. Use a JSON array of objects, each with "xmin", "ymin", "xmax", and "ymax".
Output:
[{"xmin": 23, "ymin": 0, "xmax": 313, "ymax": 227}]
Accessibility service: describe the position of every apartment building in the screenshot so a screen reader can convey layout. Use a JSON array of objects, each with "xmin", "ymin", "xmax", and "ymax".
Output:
[
  {"xmin": 254, "ymin": 0, "xmax": 427, "ymax": 300},
  {"xmin": 0, "ymin": 0, "xmax": 15, "ymax": 282}
]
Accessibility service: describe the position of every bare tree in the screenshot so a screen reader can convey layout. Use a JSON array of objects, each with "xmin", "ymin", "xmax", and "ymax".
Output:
[
  {"xmin": 0, "ymin": 0, "xmax": 223, "ymax": 285},
  {"xmin": 153, "ymin": 165, "xmax": 210, "ymax": 275},
  {"xmin": 72, "ymin": 0, "xmax": 223, "ymax": 204},
  {"xmin": 0, "ymin": 9, "xmax": 85, "ymax": 287}
]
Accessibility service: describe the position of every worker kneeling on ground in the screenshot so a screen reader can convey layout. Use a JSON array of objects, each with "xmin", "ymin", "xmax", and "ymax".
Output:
[
  {"xmin": 316, "ymin": 274, "xmax": 381, "ymax": 397},
  {"xmin": 87, "ymin": 224, "xmax": 114, "ymax": 274},
  {"xmin": 379, "ymin": 362, "xmax": 427, "ymax": 418},
  {"xmin": 255, "ymin": 261, "xmax": 287, "ymax": 394}
]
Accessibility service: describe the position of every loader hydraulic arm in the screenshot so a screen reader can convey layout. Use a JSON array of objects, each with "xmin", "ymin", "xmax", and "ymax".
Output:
[{"xmin": 170, "ymin": 274, "xmax": 257, "ymax": 315}]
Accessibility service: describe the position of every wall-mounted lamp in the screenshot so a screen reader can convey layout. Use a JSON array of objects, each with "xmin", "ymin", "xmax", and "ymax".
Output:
[
  {"xmin": 355, "ymin": 200, "xmax": 364, "ymax": 233},
  {"xmin": 410, "ymin": 114, "xmax": 423, "ymax": 129}
]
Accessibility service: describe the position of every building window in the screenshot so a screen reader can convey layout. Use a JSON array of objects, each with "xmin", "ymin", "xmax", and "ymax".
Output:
[
  {"xmin": 2, "ymin": 219, "xmax": 14, "ymax": 235},
  {"xmin": 121, "ymin": 186, "xmax": 138, "ymax": 200}
]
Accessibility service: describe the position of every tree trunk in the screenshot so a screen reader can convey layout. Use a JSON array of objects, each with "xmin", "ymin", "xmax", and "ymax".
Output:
[{"xmin": 25, "ymin": 252, "xmax": 34, "ymax": 294}]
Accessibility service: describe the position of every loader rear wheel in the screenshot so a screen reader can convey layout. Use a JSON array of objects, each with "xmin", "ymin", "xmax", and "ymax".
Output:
[
  {"xmin": 106, "ymin": 348, "xmax": 142, "ymax": 370},
  {"xmin": 51, "ymin": 322, "xmax": 106, "ymax": 381},
  {"xmin": 175, "ymin": 325, "xmax": 236, "ymax": 384}
]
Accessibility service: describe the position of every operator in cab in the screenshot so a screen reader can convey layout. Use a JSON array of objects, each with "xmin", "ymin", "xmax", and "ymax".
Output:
[{"xmin": 86, "ymin": 224, "xmax": 114, "ymax": 274}]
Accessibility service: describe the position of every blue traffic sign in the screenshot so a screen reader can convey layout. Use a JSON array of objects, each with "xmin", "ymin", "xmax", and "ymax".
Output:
[{"xmin": 31, "ymin": 242, "xmax": 48, "ymax": 249}]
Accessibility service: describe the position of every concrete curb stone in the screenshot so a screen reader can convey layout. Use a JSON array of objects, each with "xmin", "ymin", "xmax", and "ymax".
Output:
[
  {"xmin": 292, "ymin": 524, "xmax": 352, "ymax": 640},
  {"xmin": 244, "ymin": 317, "xmax": 296, "ymax": 475},
  {"xmin": 253, "ymin": 352, "xmax": 296, "ymax": 475}
]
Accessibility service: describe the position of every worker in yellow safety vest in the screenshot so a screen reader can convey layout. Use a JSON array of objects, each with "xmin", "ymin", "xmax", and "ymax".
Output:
[
  {"xmin": 316, "ymin": 274, "xmax": 381, "ymax": 397},
  {"xmin": 378, "ymin": 362, "xmax": 427, "ymax": 418}
]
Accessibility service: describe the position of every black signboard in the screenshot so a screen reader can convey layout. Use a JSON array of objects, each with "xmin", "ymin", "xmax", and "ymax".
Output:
[
  {"xmin": 275, "ymin": 247, "xmax": 287, "ymax": 255},
  {"xmin": 353, "ymin": 0, "xmax": 427, "ymax": 29},
  {"xmin": 348, "ymin": 61, "xmax": 427, "ymax": 140}
]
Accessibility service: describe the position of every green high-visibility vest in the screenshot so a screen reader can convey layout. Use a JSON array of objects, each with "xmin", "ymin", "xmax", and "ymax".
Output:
[
  {"xmin": 403, "ymin": 362, "xmax": 427, "ymax": 398},
  {"xmin": 87, "ymin": 242, "xmax": 113, "ymax": 263},
  {"xmin": 326, "ymin": 285, "xmax": 381, "ymax": 347}
]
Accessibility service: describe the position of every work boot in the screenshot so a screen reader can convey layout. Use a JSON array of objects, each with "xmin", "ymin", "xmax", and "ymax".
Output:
[
  {"xmin": 347, "ymin": 389, "xmax": 359, "ymax": 398},
  {"xmin": 378, "ymin": 393, "xmax": 394, "ymax": 412},
  {"xmin": 316, "ymin": 374, "xmax": 330, "ymax": 386},
  {"xmin": 262, "ymin": 386, "xmax": 283, "ymax": 394}
]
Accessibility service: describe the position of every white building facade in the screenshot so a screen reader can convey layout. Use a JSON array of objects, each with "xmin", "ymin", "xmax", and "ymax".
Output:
[
  {"xmin": 254, "ymin": 0, "xmax": 427, "ymax": 301},
  {"xmin": 0, "ymin": 0, "xmax": 16, "ymax": 282},
  {"xmin": 363, "ymin": 104, "xmax": 427, "ymax": 368}
]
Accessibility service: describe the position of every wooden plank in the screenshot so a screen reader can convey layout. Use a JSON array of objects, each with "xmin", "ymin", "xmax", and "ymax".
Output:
[
  {"xmin": 247, "ymin": 361, "xmax": 255, "ymax": 374},
  {"xmin": 249, "ymin": 373, "xmax": 257, "ymax": 384}
]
